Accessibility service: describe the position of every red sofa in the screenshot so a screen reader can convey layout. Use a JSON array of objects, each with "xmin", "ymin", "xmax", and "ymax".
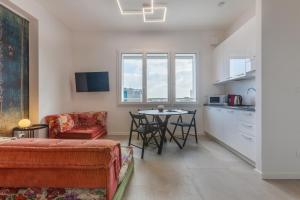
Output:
[
  {"xmin": 0, "ymin": 138, "xmax": 127, "ymax": 200},
  {"xmin": 45, "ymin": 112, "xmax": 107, "ymax": 139}
]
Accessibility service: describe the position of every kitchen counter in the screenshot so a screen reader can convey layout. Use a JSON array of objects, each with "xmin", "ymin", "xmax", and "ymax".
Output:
[{"xmin": 204, "ymin": 104, "xmax": 256, "ymax": 112}]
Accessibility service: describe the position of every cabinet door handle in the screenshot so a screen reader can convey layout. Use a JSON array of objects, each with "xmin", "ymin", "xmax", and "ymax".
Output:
[
  {"xmin": 243, "ymin": 124, "xmax": 253, "ymax": 128},
  {"xmin": 242, "ymin": 134, "xmax": 253, "ymax": 141}
]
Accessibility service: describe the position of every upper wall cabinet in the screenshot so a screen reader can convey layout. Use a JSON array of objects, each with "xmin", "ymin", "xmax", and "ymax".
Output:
[
  {"xmin": 213, "ymin": 43, "xmax": 225, "ymax": 83},
  {"xmin": 213, "ymin": 17, "xmax": 257, "ymax": 84}
]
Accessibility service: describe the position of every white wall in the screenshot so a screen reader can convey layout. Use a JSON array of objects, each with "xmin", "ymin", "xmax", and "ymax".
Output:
[
  {"xmin": 261, "ymin": 0, "xmax": 300, "ymax": 178},
  {"xmin": 70, "ymin": 31, "xmax": 223, "ymax": 134},
  {"xmin": 224, "ymin": 5, "xmax": 256, "ymax": 40},
  {"xmin": 0, "ymin": 0, "xmax": 73, "ymax": 122}
]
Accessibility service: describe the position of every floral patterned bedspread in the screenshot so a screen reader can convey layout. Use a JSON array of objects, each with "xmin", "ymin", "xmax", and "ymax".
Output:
[
  {"xmin": 0, "ymin": 146, "xmax": 134, "ymax": 200},
  {"xmin": 0, "ymin": 188, "xmax": 106, "ymax": 200},
  {"xmin": 118, "ymin": 146, "xmax": 133, "ymax": 185}
]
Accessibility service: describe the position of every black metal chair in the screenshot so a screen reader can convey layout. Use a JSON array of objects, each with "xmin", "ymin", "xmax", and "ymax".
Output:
[
  {"xmin": 128, "ymin": 112, "xmax": 160, "ymax": 159},
  {"xmin": 136, "ymin": 108, "xmax": 158, "ymax": 140},
  {"xmin": 169, "ymin": 110, "xmax": 198, "ymax": 147}
]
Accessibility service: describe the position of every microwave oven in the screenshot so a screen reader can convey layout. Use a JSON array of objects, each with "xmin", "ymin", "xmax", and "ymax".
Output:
[{"xmin": 208, "ymin": 95, "xmax": 227, "ymax": 105}]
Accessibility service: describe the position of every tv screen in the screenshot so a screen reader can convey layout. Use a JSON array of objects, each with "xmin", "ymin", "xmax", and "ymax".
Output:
[{"xmin": 75, "ymin": 72, "xmax": 109, "ymax": 92}]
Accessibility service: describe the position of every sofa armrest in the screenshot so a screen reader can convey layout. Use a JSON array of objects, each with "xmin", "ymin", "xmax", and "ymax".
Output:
[
  {"xmin": 45, "ymin": 115, "xmax": 61, "ymax": 138},
  {"xmin": 94, "ymin": 112, "xmax": 108, "ymax": 128}
]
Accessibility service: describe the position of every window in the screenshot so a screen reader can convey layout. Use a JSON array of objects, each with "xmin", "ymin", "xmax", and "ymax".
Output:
[
  {"xmin": 121, "ymin": 54, "xmax": 143, "ymax": 103},
  {"xmin": 146, "ymin": 54, "xmax": 169, "ymax": 102},
  {"xmin": 119, "ymin": 52, "xmax": 197, "ymax": 104},
  {"xmin": 175, "ymin": 54, "xmax": 197, "ymax": 102}
]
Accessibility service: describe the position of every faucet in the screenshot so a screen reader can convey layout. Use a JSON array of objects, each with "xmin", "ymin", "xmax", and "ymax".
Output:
[{"xmin": 247, "ymin": 87, "xmax": 256, "ymax": 95}]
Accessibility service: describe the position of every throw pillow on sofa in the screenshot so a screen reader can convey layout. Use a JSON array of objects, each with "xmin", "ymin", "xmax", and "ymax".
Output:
[
  {"xmin": 94, "ymin": 112, "xmax": 107, "ymax": 127},
  {"xmin": 78, "ymin": 113, "xmax": 97, "ymax": 127},
  {"xmin": 57, "ymin": 114, "xmax": 75, "ymax": 132}
]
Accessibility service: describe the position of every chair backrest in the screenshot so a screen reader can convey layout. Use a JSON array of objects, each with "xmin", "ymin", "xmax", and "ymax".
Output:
[
  {"xmin": 137, "ymin": 108, "xmax": 156, "ymax": 121},
  {"xmin": 185, "ymin": 110, "xmax": 197, "ymax": 126},
  {"xmin": 187, "ymin": 110, "xmax": 197, "ymax": 116},
  {"xmin": 129, "ymin": 112, "xmax": 151, "ymax": 131}
]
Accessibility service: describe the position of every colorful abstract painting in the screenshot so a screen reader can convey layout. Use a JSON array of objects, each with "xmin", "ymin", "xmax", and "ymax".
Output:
[{"xmin": 0, "ymin": 5, "xmax": 29, "ymax": 136}]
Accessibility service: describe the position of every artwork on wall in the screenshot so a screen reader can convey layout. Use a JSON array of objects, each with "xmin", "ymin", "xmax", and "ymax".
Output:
[{"xmin": 0, "ymin": 5, "xmax": 29, "ymax": 136}]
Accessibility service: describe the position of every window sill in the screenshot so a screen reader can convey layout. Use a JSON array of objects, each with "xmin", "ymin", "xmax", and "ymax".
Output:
[{"xmin": 118, "ymin": 102, "xmax": 200, "ymax": 107}]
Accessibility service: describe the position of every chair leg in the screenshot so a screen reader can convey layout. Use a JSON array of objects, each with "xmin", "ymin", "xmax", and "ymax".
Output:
[
  {"xmin": 183, "ymin": 126, "xmax": 192, "ymax": 147},
  {"xmin": 141, "ymin": 135, "xmax": 145, "ymax": 159},
  {"xmin": 169, "ymin": 124, "xmax": 178, "ymax": 142},
  {"xmin": 194, "ymin": 123, "xmax": 198, "ymax": 144},
  {"xmin": 128, "ymin": 130, "xmax": 133, "ymax": 146},
  {"xmin": 153, "ymin": 134, "xmax": 160, "ymax": 147},
  {"xmin": 181, "ymin": 126, "xmax": 185, "ymax": 139},
  {"xmin": 147, "ymin": 131, "xmax": 159, "ymax": 148}
]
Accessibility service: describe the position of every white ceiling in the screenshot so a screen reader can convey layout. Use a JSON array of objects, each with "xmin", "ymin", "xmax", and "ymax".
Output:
[{"xmin": 39, "ymin": 0, "xmax": 255, "ymax": 32}]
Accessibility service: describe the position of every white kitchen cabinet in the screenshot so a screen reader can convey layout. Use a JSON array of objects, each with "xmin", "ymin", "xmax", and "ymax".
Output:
[
  {"xmin": 205, "ymin": 107, "xmax": 217, "ymax": 137},
  {"xmin": 204, "ymin": 107, "xmax": 216, "ymax": 137},
  {"xmin": 204, "ymin": 107, "xmax": 212, "ymax": 134},
  {"xmin": 237, "ymin": 110, "xmax": 256, "ymax": 161},
  {"xmin": 212, "ymin": 17, "xmax": 257, "ymax": 84},
  {"xmin": 214, "ymin": 108, "xmax": 224, "ymax": 141},
  {"xmin": 239, "ymin": 132, "xmax": 256, "ymax": 161},
  {"xmin": 223, "ymin": 109, "xmax": 239, "ymax": 149},
  {"xmin": 238, "ymin": 111, "xmax": 255, "ymax": 124},
  {"xmin": 204, "ymin": 106, "xmax": 256, "ymax": 163},
  {"xmin": 229, "ymin": 58, "xmax": 248, "ymax": 78},
  {"xmin": 213, "ymin": 43, "xmax": 226, "ymax": 83}
]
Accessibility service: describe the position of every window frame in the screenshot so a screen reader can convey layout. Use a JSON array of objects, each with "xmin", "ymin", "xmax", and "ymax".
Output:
[
  {"xmin": 145, "ymin": 53, "xmax": 171, "ymax": 104},
  {"xmin": 174, "ymin": 53, "xmax": 198, "ymax": 104},
  {"xmin": 117, "ymin": 51, "xmax": 199, "ymax": 105},
  {"xmin": 118, "ymin": 52, "xmax": 144, "ymax": 104}
]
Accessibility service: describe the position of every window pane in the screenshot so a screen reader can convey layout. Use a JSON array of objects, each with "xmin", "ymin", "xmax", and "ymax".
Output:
[
  {"xmin": 121, "ymin": 54, "xmax": 143, "ymax": 102},
  {"xmin": 175, "ymin": 54, "xmax": 196, "ymax": 102},
  {"xmin": 146, "ymin": 53, "xmax": 168, "ymax": 102}
]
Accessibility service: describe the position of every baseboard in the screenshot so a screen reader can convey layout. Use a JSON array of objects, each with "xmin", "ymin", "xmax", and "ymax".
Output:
[
  {"xmin": 254, "ymin": 168, "xmax": 262, "ymax": 175},
  {"xmin": 261, "ymin": 172, "xmax": 300, "ymax": 179},
  {"xmin": 205, "ymin": 132, "xmax": 256, "ymax": 167}
]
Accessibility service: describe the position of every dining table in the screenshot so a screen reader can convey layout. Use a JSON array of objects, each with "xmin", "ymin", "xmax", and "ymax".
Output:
[{"xmin": 138, "ymin": 109, "xmax": 188, "ymax": 154}]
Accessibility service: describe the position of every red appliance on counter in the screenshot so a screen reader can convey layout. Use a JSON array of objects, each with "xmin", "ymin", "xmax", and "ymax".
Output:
[{"xmin": 228, "ymin": 95, "xmax": 243, "ymax": 106}]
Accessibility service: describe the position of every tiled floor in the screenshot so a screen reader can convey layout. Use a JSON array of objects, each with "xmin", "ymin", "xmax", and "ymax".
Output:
[{"xmin": 106, "ymin": 135, "xmax": 300, "ymax": 200}]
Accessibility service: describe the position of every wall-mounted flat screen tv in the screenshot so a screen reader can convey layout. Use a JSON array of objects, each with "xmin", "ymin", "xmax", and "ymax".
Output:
[{"xmin": 75, "ymin": 72, "xmax": 109, "ymax": 92}]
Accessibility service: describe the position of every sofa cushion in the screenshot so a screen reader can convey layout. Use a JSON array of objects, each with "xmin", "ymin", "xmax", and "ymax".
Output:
[
  {"xmin": 0, "ymin": 139, "xmax": 122, "ymax": 200},
  {"xmin": 0, "ymin": 139, "xmax": 120, "ymax": 169},
  {"xmin": 56, "ymin": 114, "xmax": 74, "ymax": 132},
  {"xmin": 60, "ymin": 126, "xmax": 106, "ymax": 139},
  {"xmin": 76, "ymin": 112, "xmax": 95, "ymax": 126}
]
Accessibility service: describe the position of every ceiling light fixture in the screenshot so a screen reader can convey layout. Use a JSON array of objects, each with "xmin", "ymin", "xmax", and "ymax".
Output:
[
  {"xmin": 143, "ymin": 7, "xmax": 167, "ymax": 23},
  {"xmin": 116, "ymin": 0, "xmax": 154, "ymax": 15}
]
